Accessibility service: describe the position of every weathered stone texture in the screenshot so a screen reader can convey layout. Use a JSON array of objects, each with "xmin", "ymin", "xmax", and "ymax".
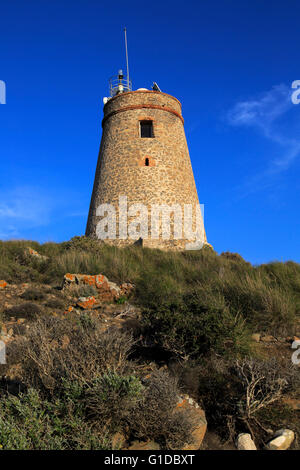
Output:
[{"xmin": 86, "ymin": 90, "xmax": 206, "ymax": 250}]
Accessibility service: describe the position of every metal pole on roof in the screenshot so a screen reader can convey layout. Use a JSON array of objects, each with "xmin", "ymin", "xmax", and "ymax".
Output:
[{"xmin": 124, "ymin": 27, "xmax": 130, "ymax": 91}]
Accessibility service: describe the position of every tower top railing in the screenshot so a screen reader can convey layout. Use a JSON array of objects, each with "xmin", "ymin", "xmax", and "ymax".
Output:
[{"xmin": 109, "ymin": 70, "xmax": 132, "ymax": 97}]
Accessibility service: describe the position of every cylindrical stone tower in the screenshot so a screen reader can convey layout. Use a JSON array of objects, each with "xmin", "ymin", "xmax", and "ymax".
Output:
[{"xmin": 86, "ymin": 85, "xmax": 207, "ymax": 250}]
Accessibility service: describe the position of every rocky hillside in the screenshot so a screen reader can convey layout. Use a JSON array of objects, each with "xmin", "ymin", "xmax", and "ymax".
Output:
[{"xmin": 0, "ymin": 237, "xmax": 299, "ymax": 450}]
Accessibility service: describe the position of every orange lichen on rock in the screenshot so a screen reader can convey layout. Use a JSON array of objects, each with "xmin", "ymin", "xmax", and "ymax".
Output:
[
  {"xmin": 175, "ymin": 395, "xmax": 207, "ymax": 450},
  {"xmin": 26, "ymin": 247, "xmax": 48, "ymax": 261},
  {"xmin": 65, "ymin": 273, "xmax": 76, "ymax": 282},
  {"xmin": 82, "ymin": 275, "xmax": 96, "ymax": 286},
  {"xmin": 0, "ymin": 280, "xmax": 7, "ymax": 289},
  {"xmin": 176, "ymin": 398, "xmax": 188, "ymax": 408},
  {"xmin": 64, "ymin": 306, "xmax": 74, "ymax": 314},
  {"xmin": 77, "ymin": 296, "xmax": 97, "ymax": 310},
  {"xmin": 95, "ymin": 274, "xmax": 107, "ymax": 288},
  {"xmin": 63, "ymin": 273, "xmax": 134, "ymax": 303}
]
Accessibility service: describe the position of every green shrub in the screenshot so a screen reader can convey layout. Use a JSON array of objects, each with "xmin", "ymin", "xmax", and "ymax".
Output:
[
  {"xmin": 44, "ymin": 298, "xmax": 65, "ymax": 310},
  {"xmin": 94, "ymin": 372, "xmax": 143, "ymax": 402},
  {"xmin": 7, "ymin": 316, "xmax": 134, "ymax": 396},
  {"xmin": 142, "ymin": 288, "xmax": 252, "ymax": 359},
  {"xmin": 128, "ymin": 370, "xmax": 198, "ymax": 449},
  {"xmin": 75, "ymin": 285, "xmax": 98, "ymax": 298},
  {"xmin": 192, "ymin": 355, "xmax": 299, "ymax": 445},
  {"xmin": 77, "ymin": 312, "xmax": 97, "ymax": 330},
  {"xmin": 0, "ymin": 239, "xmax": 299, "ymax": 342},
  {"xmin": 0, "ymin": 388, "xmax": 110, "ymax": 450},
  {"xmin": 20, "ymin": 288, "xmax": 45, "ymax": 301},
  {"xmin": 3, "ymin": 302, "xmax": 42, "ymax": 321},
  {"xmin": 85, "ymin": 372, "xmax": 143, "ymax": 430}
]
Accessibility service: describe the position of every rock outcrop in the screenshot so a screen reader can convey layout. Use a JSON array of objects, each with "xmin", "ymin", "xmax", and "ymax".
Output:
[
  {"xmin": 265, "ymin": 429, "xmax": 295, "ymax": 450},
  {"xmin": 25, "ymin": 247, "xmax": 48, "ymax": 261},
  {"xmin": 174, "ymin": 395, "xmax": 207, "ymax": 450},
  {"xmin": 63, "ymin": 273, "xmax": 134, "ymax": 302},
  {"xmin": 236, "ymin": 433, "xmax": 257, "ymax": 450}
]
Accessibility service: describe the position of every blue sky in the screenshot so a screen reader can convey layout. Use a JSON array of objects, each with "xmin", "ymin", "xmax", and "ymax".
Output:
[{"xmin": 0, "ymin": 0, "xmax": 299, "ymax": 264}]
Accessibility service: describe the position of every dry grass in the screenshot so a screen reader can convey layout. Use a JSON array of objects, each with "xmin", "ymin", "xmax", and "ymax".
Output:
[
  {"xmin": 1, "ymin": 237, "xmax": 299, "ymax": 340},
  {"xmin": 8, "ymin": 316, "xmax": 135, "ymax": 395}
]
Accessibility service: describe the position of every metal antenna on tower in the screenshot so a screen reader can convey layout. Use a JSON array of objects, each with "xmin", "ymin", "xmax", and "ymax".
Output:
[{"xmin": 124, "ymin": 27, "xmax": 130, "ymax": 91}]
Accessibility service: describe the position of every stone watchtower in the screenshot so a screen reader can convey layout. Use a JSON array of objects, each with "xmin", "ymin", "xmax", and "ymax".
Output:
[{"xmin": 86, "ymin": 70, "xmax": 207, "ymax": 250}]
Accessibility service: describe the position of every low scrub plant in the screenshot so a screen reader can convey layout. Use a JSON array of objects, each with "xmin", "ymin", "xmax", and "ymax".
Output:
[{"xmin": 0, "ymin": 388, "xmax": 110, "ymax": 450}]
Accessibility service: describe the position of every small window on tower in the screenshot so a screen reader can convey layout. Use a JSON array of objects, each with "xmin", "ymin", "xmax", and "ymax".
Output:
[
  {"xmin": 145, "ymin": 158, "xmax": 149, "ymax": 166},
  {"xmin": 140, "ymin": 120, "xmax": 154, "ymax": 138}
]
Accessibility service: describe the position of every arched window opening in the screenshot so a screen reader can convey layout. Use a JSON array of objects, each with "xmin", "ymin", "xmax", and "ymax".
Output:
[
  {"xmin": 145, "ymin": 158, "xmax": 150, "ymax": 166},
  {"xmin": 140, "ymin": 120, "xmax": 154, "ymax": 138}
]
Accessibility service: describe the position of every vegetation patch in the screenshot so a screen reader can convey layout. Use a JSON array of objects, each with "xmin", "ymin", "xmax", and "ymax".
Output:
[{"xmin": 0, "ymin": 238, "xmax": 299, "ymax": 449}]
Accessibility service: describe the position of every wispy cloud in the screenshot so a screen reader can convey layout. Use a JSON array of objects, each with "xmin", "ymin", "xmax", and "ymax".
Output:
[
  {"xmin": 227, "ymin": 84, "xmax": 300, "ymax": 196},
  {"xmin": 0, "ymin": 186, "xmax": 53, "ymax": 239},
  {"xmin": 0, "ymin": 187, "xmax": 52, "ymax": 223},
  {"xmin": 228, "ymin": 84, "xmax": 291, "ymax": 130},
  {"xmin": 0, "ymin": 186, "xmax": 87, "ymax": 240}
]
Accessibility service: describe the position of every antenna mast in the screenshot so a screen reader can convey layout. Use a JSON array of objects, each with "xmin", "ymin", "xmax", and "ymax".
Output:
[{"xmin": 124, "ymin": 27, "xmax": 130, "ymax": 91}]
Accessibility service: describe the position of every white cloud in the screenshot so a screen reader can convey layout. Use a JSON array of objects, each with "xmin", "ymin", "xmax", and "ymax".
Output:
[
  {"xmin": 227, "ymin": 84, "xmax": 292, "ymax": 132},
  {"xmin": 0, "ymin": 186, "xmax": 51, "ymax": 223},
  {"xmin": 0, "ymin": 185, "xmax": 88, "ymax": 240},
  {"xmin": 0, "ymin": 186, "xmax": 54, "ymax": 239},
  {"xmin": 227, "ymin": 84, "xmax": 300, "ymax": 196}
]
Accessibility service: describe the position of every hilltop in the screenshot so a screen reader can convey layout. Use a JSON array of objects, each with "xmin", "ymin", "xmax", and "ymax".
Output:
[{"xmin": 0, "ymin": 237, "xmax": 299, "ymax": 450}]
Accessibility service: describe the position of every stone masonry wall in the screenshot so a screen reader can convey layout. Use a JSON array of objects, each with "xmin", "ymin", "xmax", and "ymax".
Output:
[{"xmin": 86, "ymin": 90, "xmax": 206, "ymax": 250}]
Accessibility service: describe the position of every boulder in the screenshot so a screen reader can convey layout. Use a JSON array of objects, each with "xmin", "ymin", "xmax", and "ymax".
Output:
[
  {"xmin": 76, "ymin": 296, "xmax": 99, "ymax": 310},
  {"xmin": 63, "ymin": 273, "xmax": 134, "ymax": 302},
  {"xmin": 236, "ymin": 433, "xmax": 257, "ymax": 450},
  {"xmin": 127, "ymin": 440, "xmax": 160, "ymax": 451},
  {"xmin": 175, "ymin": 395, "xmax": 207, "ymax": 450},
  {"xmin": 25, "ymin": 247, "xmax": 48, "ymax": 261},
  {"xmin": 265, "ymin": 429, "xmax": 295, "ymax": 450}
]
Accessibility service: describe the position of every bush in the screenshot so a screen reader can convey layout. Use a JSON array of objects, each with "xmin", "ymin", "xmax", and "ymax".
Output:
[
  {"xmin": 142, "ymin": 289, "xmax": 252, "ymax": 359},
  {"xmin": 0, "ymin": 239, "xmax": 299, "ymax": 339},
  {"xmin": 76, "ymin": 312, "xmax": 97, "ymax": 330},
  {"xmin": 85, "ymin": 372, "xmax": 143, "ymax": 429},
  {"xmin": 71, "ymin": 285, "xmax": 98, "ymax": 298},
  {"xmin": 128, "ymin": 370, "xmax": 198, "ymax": 449},
  {"xmin": 233, "ymin": 358, "xmax": 291, "ymax": 421},
  {"xmin": 8, "ymin": 316, "xmax": 135, "ymax": 396},
  {"xmin": 0, "ymin": 242, "xmax": 299, "ymax": 347},
  {"xmin": 193, "ymin": 355, "xmax": 299, "ymax": 445},
  {"xmin": 3, "ymin": 302, "xmax": 42, "ymax": 321},
  {"xmin": 1, "ymin": 239, "xmax": 299, "ymax": 450},
  {"xmin": 220, "ymin": 252, "xmax": 251, "ymax": 265},
  {"xmin": 0, "ymin": 388, "xmax": 110, "ymax": 450},
  {"xmin": 20, "ymin": 288, "xmax": 45, "ymax": 301},
  {"xmin": 44, "ymin": 298, "xmax": 65, "ymax": 310}
]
